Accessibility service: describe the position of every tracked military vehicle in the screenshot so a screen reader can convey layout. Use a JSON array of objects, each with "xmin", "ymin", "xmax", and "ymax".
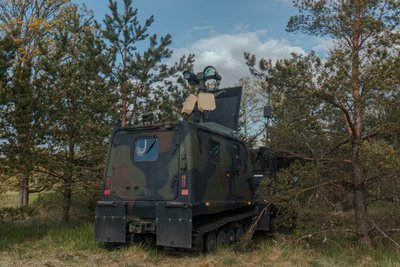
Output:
[{"xmin": 95, "ymin": 66, "xmax": 271, "ymax": 253}]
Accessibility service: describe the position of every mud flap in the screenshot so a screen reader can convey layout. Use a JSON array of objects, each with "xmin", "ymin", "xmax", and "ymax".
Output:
[
  {"xmin": 95, "ymin": 201, "xmax": 126, "ymax": 243},
  {"xmin": 156, "ymin": 203, "xmax": 192, "ymax": 248},
  {"xmin": 256, "ymin": 203, "xmax": 271, "ymax": 232}
]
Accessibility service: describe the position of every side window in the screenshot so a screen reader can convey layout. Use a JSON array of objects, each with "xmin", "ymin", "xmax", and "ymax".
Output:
[
  {"xmin": 208, "ymin": 139, "xmax": 220, "ymax": 162},
  {"xmin": 134, "ymin": 137, "xmax": 159, "ymax": 162},
  {"xmin": 233, "ymin": 143, "xmax": 242, "ymax": 167}
]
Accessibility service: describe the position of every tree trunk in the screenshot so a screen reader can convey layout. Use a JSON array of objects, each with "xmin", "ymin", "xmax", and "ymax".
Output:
[
  {"xmin": 62, "ymin": 140, "xmax": 75, "ymax": 223},
  {"xmin": 62, "ymin": 175, "xmax": 72, "ymax": 223},
  {"xmin": 352, "ymin": 144, "xmax": 372, "ymax": 248},
  {"xmin": 350, "ymin": 0, "xmax": 372, "ymax": 248},
  {"xmin": 121, "ymin": 45, "xmax": 128, "ymax": 127},
  {"xmin": 18, "ymin": 171, "xmax": 29, "ymax": 207},
  {"xmin": 63, "ymin": 125, "xmax": 75, "ymax": 223},
  {"xmin": 122, "ymin": 98, "xmax": 127, "ymax": 127}
]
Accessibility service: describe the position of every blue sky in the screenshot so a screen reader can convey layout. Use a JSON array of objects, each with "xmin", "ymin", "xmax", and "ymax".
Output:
[{"xmin": 74, "ymin": 0, "xmax": 331, "ymax": 86}]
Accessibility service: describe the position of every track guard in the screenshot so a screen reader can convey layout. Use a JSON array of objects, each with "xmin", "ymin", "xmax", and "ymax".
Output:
[
  {"xmin": 95, "ymin": 201, "xmax": 127, "ymax": 243},
  {"xmin": 156, "ymin": 203, "xmax": 192, "ymax": 248}
]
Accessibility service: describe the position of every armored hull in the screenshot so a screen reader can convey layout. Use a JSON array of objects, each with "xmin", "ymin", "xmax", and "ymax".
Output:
[
  {"xmin": 95, "ymin": 119, "xmax": 268, "ymax": 251},
  {"xmin": 95, "ymin": 70, "xmax": 273, "ymax": 252}
]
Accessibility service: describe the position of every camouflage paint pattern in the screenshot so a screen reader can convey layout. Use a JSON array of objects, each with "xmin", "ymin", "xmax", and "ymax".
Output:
[
  {"xmin": 105, "ymin": 129, "xmax": 180, "ymax": 201},
  {"xmin": 95, "ymin": 81, "xmax": 263, "ymax": 248},
  {"xmin": 101, "ymin": 119, "xmax": 253, "ymax": 218}
]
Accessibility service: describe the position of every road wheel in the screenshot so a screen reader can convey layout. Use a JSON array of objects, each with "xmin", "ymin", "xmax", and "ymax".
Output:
[
  {"xmin": 226, "ymin": 227, "xmax": 235, "ymax": 244},
  {"xmin": 193, "ymin": 234, "xmax": 204, "ymax": 254},
  {"xmin": 216, "ymin": 229, "xmax": 227, "ymax": 247},
  {"xmin": 205, "ymin": 232, "xmax": 216, "ymax": 252},
  {"xmin": 235, "ymin": 226, "xmax": 244, "ymax": 242}
]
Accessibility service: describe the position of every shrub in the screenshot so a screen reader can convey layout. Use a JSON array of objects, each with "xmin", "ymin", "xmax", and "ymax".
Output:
[{"xmin": 0, "ymin": 206, "xmax": 37, "ymax": 222}]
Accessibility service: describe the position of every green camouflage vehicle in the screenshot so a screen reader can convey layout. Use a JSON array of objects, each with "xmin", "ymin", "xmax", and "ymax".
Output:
[{"xmin": 95, "ymin": 66, "xmax": 271, "ymax": 254}]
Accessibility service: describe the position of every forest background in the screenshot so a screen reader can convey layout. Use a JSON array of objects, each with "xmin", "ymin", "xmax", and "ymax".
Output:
[{"xmin": 0, "ymin": 0, "xmax": 399, "ymax": 266}]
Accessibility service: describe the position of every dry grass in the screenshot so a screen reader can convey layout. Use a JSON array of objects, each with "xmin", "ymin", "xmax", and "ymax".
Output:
[
  {"xmin": 0, "ymin": 222, "xmax": 399, "ymax": 267},
  {"xmin": 0, "ymin": 192, "xmax": 399, "ymax": 267},
  {"xmin": 0, "ymin": 191, "xmax": 19, "ymax": 208},
  {"xmin": 0, "ymin": 191, "xmax": 39, "ymax": 208}
]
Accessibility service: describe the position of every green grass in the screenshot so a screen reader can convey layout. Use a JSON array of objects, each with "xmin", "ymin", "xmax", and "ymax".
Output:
[
  {"xmin": 0, "ymin": 221, "xmax": 399, "ymax": 267},
  {"xmin": 1, "ymin": 192, "xmax": 399, "ymax": 266},
  {"xmin": 0, "ymin": 191, "xmax": 96, "ymax": 222},
  {"xmin": 0, "ymin": 191, "xmax": 40, "ymax": 208},
  {"xmin": 0, "ymin": 191, "xmax": 18, "ymax": 207}
]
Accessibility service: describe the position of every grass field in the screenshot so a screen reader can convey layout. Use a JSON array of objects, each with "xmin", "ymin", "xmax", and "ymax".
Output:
[
  {"xmin": 0, "ymin": 191, "xmax": 40, "ymax": 208},
  {"xmin": 0, "ymin": 192, "xmax": 399, "ymax": 267}
]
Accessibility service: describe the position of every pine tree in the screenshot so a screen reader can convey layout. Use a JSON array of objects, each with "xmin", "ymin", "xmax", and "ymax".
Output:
[
  {"xmin": 0, "ymin": 34, "xmax": 17, "ymax": 190},
  {"xmin": 0, "ymin": 34, "xmax": 15, "ymax": 89},
  {"xmin": 0, "ymin": 0, "xmax": 69, "ymax": 207},
  {"xmin": 154, "ymin": 55, "xmax": 195, "ymax": 122},
  {"xmin": 246, "ymin": 0, "xmax": 400, "ymax": 248},
  {"xmin": 41, "ymin": 4, "xmax": 116, "ymax": 222},
  {"xmin": 100, "ymin": 0, "xmax": 193, "ymax": 126}
]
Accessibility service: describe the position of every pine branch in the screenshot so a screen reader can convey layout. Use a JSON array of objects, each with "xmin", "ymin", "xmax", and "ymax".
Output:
[
  {"xmin": 295, "ymin": 179, "xmax": 351, "ymax": 196},
  {"xmin": 375, "ymin": 226, "xmax": 400, "ymax": 250},
  {"xmin": 296, "ymin": 228, "xmax": 357, "ymax": 242},
  {"xmin": 280, "ymin": 149, "xmax": 352, "ymax": 164},
  {"xmin": 327, "ymin": 131, "xmax": 380, "ymax": 154}
]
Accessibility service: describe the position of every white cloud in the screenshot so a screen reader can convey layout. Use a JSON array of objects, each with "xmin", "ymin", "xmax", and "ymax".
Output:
[
  {"xmin": 188, "ymin": 25, "xmax": 216, "ymax": 35},
  {"xmin": 312, "ymin": 38, "xmax": 335, "ymax": 56},
  {"xmin": 171, "ymin": 32, "xmax": 305, "ymax": 87}
]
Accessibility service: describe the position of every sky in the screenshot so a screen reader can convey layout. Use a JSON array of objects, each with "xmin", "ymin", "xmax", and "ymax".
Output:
[{"xmin": 73, "ymin": 0, "xmax": 332, "ymax": 87}]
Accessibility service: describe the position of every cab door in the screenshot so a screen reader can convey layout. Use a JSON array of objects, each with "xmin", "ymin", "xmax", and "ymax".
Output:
[
  {"xmin": 134, "ymin": 131, "xmax": 180, "ymax": 201},
  {"xmin": 108, "ymin": 130, "xmax": 180, "ymax": 201},
  {"xmin": 232, "ymin": 142, "xmax": 246, "ymax": 198}
]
